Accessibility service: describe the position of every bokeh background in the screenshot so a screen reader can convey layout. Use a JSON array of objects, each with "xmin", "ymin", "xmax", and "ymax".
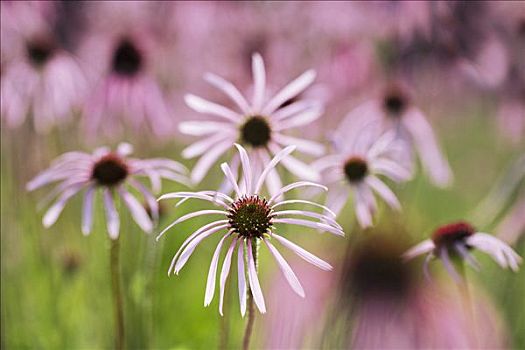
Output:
[{"xmin": 1, "ymin": 1, "xmax": 524, "ymax": 349}]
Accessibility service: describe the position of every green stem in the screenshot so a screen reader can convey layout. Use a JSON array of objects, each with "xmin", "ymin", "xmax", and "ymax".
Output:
[
  {"xmin": 110, "ymin": 236, "xmax": 124, "ymax": 350},
  {"xmin": 242, "ymin": 240, "xmax": 258, "ymax": 350}
]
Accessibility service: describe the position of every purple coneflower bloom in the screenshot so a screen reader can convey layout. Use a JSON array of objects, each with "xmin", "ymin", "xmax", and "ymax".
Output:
[
  {"xmin": 157, "ymin": 144, "xmax": 343, "ymax": 316},
  {"xmin": 81, "ymin": 29, "xmax": 174, "ymax": 138},
  {"xmin": 180, "ymin": 53, "xmax": 324, "ymax": 194},
  {"xmin": 27, "ymin": 143, "xmax": 188, "ymax": 239},
  {"xmin": 340, "ymin": 84, "xmax": 453, "ymax": 187},
  {"xmin": 403, "ymin": 221, "xmax": 522, "ymax": 281},
  {"xmin": 0, "ymin": 1, "xmax": 86, "ymax": 133},
  {"xmin": 312, "ymin": 129, "xmax": 411, "ymax": 228}
]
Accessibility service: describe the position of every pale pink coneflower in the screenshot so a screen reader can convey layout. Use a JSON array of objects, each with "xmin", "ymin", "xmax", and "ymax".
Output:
[
  {"xmin": 0, "ymin": 1, "xmax": 86, "ymax": 133},
  {"xmin": 180, "ymin": 53, "xmax": 325, "ymax": 195},
  {"xmin": 312, "ymin": 127, "xmax": 412, "ymax": 228},
  {"xmin": 403, "ymin": 221, "xmax": 522, "ymax": 282},
  {"xmin": 27, "ymin": 143, "xmax": 188, "ymax": 239},
  {"xmin": 80, "ymin": 30, "xmax": 174, "ymax": 139},
  {"xmin": 157, "ymin": 144, "xmax": 343, "ymax": 316},
  {"xmin": 339, "ymin": 84, "xmax": 453, "ymax": 187}
]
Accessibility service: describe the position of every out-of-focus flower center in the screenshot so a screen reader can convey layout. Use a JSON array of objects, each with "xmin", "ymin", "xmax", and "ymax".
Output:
[
  {"xmin": 518, "ymin": 18, "xmax": 525, "ymax": 38},
  {"xmin": 112, "ymin": 39, "xmax": 143, "ymax": 76},
  {"xmin": 91, "ymin": 154, "xmax": 129, "ymax": 186},
  {"xmin": 344, "ymin": 237, "xmax": 414, "ymax": 299},
  {"xmin": 228, "ymin": 195, "xmax": 273, "ymax": 239},
  {"xmin": 344, "ymin": 157, "xmax": 368, "ymax": 183},
  {"xmin": 26, "ymin": 40, "xmax": 55, "ymax": 67},
  {"xmin": 383, "ymin": 92, "xmax": 407, "ymax": 116},
  {"xmin": 432, "ymin": 221, "xmax": 475, "ymax": 247},
  {"xmin": 240, "ymin": 116, "xmax": 272, "ymax": 148}
]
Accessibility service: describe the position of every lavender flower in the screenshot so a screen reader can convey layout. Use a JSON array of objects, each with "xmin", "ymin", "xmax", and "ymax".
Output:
[
  {"xmin": 339, "ymin": 84, "xmax": 453, "ymax": 187},
  {"xmin": 158, "ymin": 144, "xmax": 343, "ymax": 316},
  {"xmin": 180, "ymin": 53, "xmax": 324, "ymax": 195},
  {"xmin": 313, "ymin": 129, "xmax": 412, "ymax": 228},
  {"xmin": 27, "ymin": 143, "xmax": 188, "ymax": 239},
  {"xmin": 403, "ymin": 221, "xmax": 522, "ymax": 281}
]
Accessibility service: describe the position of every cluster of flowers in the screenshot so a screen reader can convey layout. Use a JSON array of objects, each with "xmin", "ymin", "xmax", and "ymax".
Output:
[{"xmin": 27, "ymin": 48, "xmax": 521, "ymax": 315}]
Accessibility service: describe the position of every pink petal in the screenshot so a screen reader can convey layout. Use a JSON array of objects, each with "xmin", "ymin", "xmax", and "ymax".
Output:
[
  {"xmin": 247, "ymin": 240, "xmax": 266, "ymax": 313},
  {"xmin": 272, "ymin": 234, "xmax": 332, "ymax": 271},
  {"xmin": 81, "ymin": 185, "xmax": 95, "ymax": 235},
  {"xmin": 264, "ymin": 239, "xmax": 305, "ymax": 297},
  {"xmin": 254, "ymin": 145, "xmax": 296, "ymax": 194},
  {"xmin": 103, "ymin": 189, "xmax": 120, "ymax": 240},
  {"xmin": 262, "ymin": 69, "xmax": 316, "ymax": 115},
  {"xmin": 119, "ymin": 187, "xmax": 153, "ymax": 233},
  {"xmin": 238, "ymin": 240, "xmax": 247, "ymax": 317},
  {"xmin": 219, "ymin": 238, "xmax": 238, "ymax": 316},
  {"xmin": 204, "ymin": 73, "xmax": 250, "ymax": 114},
  {"xmin": 184, "ymin": 94, "xmax": 241, "ymax": 122},
  {"xmin": 204, "ymin": 234, "xmax": 230, "ymax": 307},
  {"xmin": 251, "ymin": 53, "xmax": 266, "ymax": 111}
]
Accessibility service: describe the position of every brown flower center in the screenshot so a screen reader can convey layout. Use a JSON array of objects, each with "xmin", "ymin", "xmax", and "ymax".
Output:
[
  {"xmin": 383, "ymin": 92, "xmax": 407, "ymax": 117},
  {"xmin": 344, "ymin": 157, "xmax": 368, "ymax": 183},
  {"xmin": 91, "ymin": 154, "xmax": 128, "ymax": 186},
  {"xmin": 240, "ymin": 116, "xmax": 272, "ymax": 148},
  {"xmin": 432, "ymin": 221, "xmax": 475, "ymax": 248},
  {"xmin": 112, "ymin": 39, "xmax": 142, "ymax": 76},
  {"xmin": 228, "ymin": 195, "xmax": 273, "ymax": 239},
  {"xmin": 26, "ymin": 40, "xmax": 55, "ymax": 67}
]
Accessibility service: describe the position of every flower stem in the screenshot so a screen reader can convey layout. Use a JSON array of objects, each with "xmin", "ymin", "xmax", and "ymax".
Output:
[
  {"xmin": 242, "ymin": 239, "xmax": 258, "ymax": 350},
  {"xmin": 110, "ymin": 236, "xmax": 124, "ymax": 350}
]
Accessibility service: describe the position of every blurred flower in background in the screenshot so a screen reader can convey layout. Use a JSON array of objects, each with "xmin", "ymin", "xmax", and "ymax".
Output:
[
  {"xmin": 0, "ymin": 1, "xmax": 86, "ymax": 133},
  {"xmin": 181, "ymin": 53, "xmax": 324, "ymax": 193},
  {"xmin": 27, "ymin": 142, "xmax": 188, "ymax": 238}
]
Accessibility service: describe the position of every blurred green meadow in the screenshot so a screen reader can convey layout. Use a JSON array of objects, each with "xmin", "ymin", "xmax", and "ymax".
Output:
[{"xmin": 1, "ymin": 105, "xmax": 524, "ymax": 349}]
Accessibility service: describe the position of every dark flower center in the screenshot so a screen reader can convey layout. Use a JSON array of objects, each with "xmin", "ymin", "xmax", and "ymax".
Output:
[
  {"xmin": 518, "ymin": 18, "xmax": 525, "ymax": 38},
  {"xmin": 91, "ymin": 154, "xmax": 129, "ymax": 186},
  {"xmin": 344, "ymin": 237, "xmax": 414, "ymax": 299},
  {"xmin": 112, "ymin": 39, "xmax": 142, "ymax": 76},
  {"xmin": 26, "ymin": 40, "xmax": 55, "ymax": 67},
  {"xmin": 383, "ymin": 92, "xmax": 407, "ymax": 116},
  {"xmin": 240, "ymin": 116, "xmax": 272, "ymax": 148},
  {"xmin": 432, "ymin": 221, "xmax": 475, "ymax": 248},
  {"xmin": 344, "ymin": 157, "xmax": 368, "ymax": 183},
  {"xmin": 228, "ymin": 195, "xmax": 273, "ymax": 239}
]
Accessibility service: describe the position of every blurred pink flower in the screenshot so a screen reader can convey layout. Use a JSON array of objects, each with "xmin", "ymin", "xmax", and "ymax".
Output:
[
  {"xmin": 27, "ymin": 143, "xmax": 188, "ymax": 239},
  {"xmin": 157, "ymin": 144, "xmax": 343, "ymax": 316},
  {"xmin": 180, "ymin": 53, "xmax": 324, "ymax": 195},
  {"xmin": 313, "ymin": 126, "xmax": 411, "ymax": 228},
  {"xmin": 340, "ymin": 84, "xmax": 453, "ymax": 187},
  {"xmin": 78, "ymin": 5, "xmax": 174, "ymax": 139},
  {"xmin": 0, "ymin": 1, "xmax": 86, "ymax": 133},
  {"xmin": 404, "ymin": 221, "xmax": 522, "ymax": 282}
]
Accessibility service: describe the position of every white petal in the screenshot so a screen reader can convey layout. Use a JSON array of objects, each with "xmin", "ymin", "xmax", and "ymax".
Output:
[
  {"xmin": 273, "ymin": 106, "xmax": 324, "ymax": 131},
  {"xmin": 234, "ymin": 144, "xmax": 252, "ymax": 194},
  {"xmin": 174, "ymin": 225, "xmax": 229, "ymax": 274},
  {"xmin": 273, "ymin": 210, "xmax": 341, "ymax": 230},
  {"xmin": 269, "ymin": 181, "xmax": 327, "ymax": 204},
  {"xmin": 238, "ymin": 240, "xmax": 247, "ymax": 317},
  {"xmin": 179, "ymin": 121, "xmax": 234, "ymax": 136},
  {"xmin": 273, "ymin": 133, "xmax": 325, "ymax": 157},
  {"xmin": 103, "ymin": 189, "xmax": 120, "ymax": 240},
  {"xmin": 366, "ymin": 176, "xmax": 401, "ymax": 211},
  {"xmin": 403, "ymin": 239, "xmax": 435, "ymax": 261},
  {"xmin": 182, "ymin": 133, "xmax": 234, "ymax": 159},
  {"xmin": 272, "ymin": 199, "xmax": 337, "ymax": 218},
  {"xmin": 157, "ymin": 209, "xmax": 227, "ymax": 241},
  {"xmin": 219, "ymin": 238, "xmax": 238, "ymax": 315},
  {"xmin": 371, "ymin": 158, "xmax": 413, "ymax": 183},
  {"xmin": 221, "ymin": 163, "xmax": 242, "ymax": 198},
  {"xmin": 247, "ymin": 240, "xmax": 266, "ymax": 313},
  {"xmin": 273, "ymin": 218, "xmax": 344, "ymax": 236},
  {"xmin": 251, "ymin": 53, "xmax": 266, "ymax": 111},
  {"xmin": 262, "ymin": 70, "xmax": 316, "ymax": 115},
  {"xmin": 184, "ymin": 94, "xmax": 241, "ymax": 122},
  {"xmin": 268, "ymin": 143, "xmax": 320, "ymax": 181},
  {"xmin": 191, "ymin": 140, "xmax": 233, "ymax": 184},
  {"xmin": 204, "ymin": 234, "xmax": 230, "ymax": 306},
  {"xmin": 81, "ymin": 185, "xmax": 95, "ymax": 235},
  {"xmin": 254, "ymin": 145, "xmax": 296, "ymax": 194},
  {"xmin": 272, "ymin": 234, "xmax": 332, "ymax": 270},
  {"xmin": 119, "ymin": 187, "xmax": 153, "ymax": 233},
  {"xmin": 271, "ymin": 100, "xmax": 322, "ymax": 121},
  {"xmin": 43, "ymin": 184, "xmax": 83, "ymax": 228},
  {"xmin": 264, "ymin": 239, "xmax": 305, "ymax": 297},
  {"xmin": 204, "ymin": 72, "xmax": 250, "ymax": 113}
]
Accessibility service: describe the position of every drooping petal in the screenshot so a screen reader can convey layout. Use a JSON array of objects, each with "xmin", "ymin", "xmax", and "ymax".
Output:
[
  {"xmin": 118, "ymin": 187, "xmax": 153, "ymax": 233},
  {"xmin": 272, "ymin": 233, "xmax": 332, "ymax": 270},
  {"xmin": 103, "ymin": 189, "xmax": 120, "ymax": 240},
  {"xmin": 174, "ymin": 224, "xmax": 229, "ymax": 274},
  {"xmin": 273, "ymin": 218, "xmax": 344, "ymax": 236},
  {"xmin": 247, "ymin": 240, "xmax": 266, "ymax": 313},
  {"xmin": 366, "ymin": 176, "xmax": 401, "ymax": 211},
  {"xmin": 273, "ymin": 210, "xmax": 341, "ymax": 230},
  {"xmin": 204, "ymin": 234, "xmax": 230, "ymax": 307},
  {"xmin": 454, "ymin": 242, "xmax": 480, "ymax": 271},
  {"xmin": 440, "ymin": 246, "xmax": 462, "ymax": 282},
  {"xmin": 219, "ymin": 238, "xmax": 238, "ymax": 316},
  {"xmin": 43, "ymin": 184, "xmax": 84, "ymax": 228},
  {"xmin": 264, "ymin": 238, "xmax": 305, "ymax": 297},
  {"xmin": 238, "ymin": 239, "xmax": 247, "ymax": 317},
  {"xmin": 81, "ymin": 185, "xmax": 95, "ymax": 235},
  {"xmin": 157, "ymin": 209, "xmax": 228, "ymax": 240},
  {"xmin": 403, "ymin": 239, "xmax": 435, "ymax": 261},
  {"xmin": 466, "ymin": 233, "xmax": 522, "ymax": 271}
]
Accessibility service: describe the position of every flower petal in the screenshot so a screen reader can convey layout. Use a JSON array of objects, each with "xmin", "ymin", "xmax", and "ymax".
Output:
[
  {"xmin": 272, "ymin": 233, "xmax": 332, "ymax": 270},
  {"xmin": 264, "ymin": 238, "xmax": 305, "ymax": 297},
  {"xmin": 247, "ymin": 240, "xmax": 266, "ymax": 313},
  {"xmin": 403, "ymin": 239, "xmax": 435, "ymax": 261},
  {"xmin": 204, "ymin": 72, "xmax": 250, "ymax": 113},
  {"xmin": 238, "ymin": 240, "xmax": 247, "ymax": 317},
  {"xmin": 254, "ymin": 145, "xmax": 296, "ymax": 194},
  {"xmin": 119, "ymin": 187, "xmax": 153, "ymax": 233},
  {"xmin": 219, "ymin": 238, "xmax": 238, "ymax": 316},
  {"xmin": 81, "ymin": 185, "xmax": 95, "ymax": 235},
  {"xmin": 262, "ymin": 69, "xmax": 316, "ymax": 115},
  {"xmin": 204, "ymin": 234, "xmax": 230, "ymax": 307},
  {"xmin": 251, "ymin": 53, "xmax": 266, "ymax": 111},
  {"xmin": 103, "ymin": 189, "xmax": 120, "ymax": 240},
  {"xmin": 184, "ymin": 94, "xmax": 241, "ymax": 123}
]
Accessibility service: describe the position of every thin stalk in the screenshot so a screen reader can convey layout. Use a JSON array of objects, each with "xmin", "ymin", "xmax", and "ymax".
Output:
[
  {"xmin": 242, "ymin": 239, "xmax": 258, "ymax": 350},
  {"xmin": 110, "ymin": 235, "xmax": 125, "ymax": 350}
]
